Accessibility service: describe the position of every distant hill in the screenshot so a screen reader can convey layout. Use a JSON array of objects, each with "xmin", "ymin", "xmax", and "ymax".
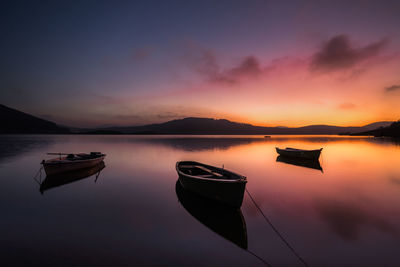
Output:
[
  {"xmin": 352, "ymin": 120, "xmax": 400, "ymax": 137},
  {"xmin": 0, "ymin": 104, "xmax": 70, "ymax": 134},
  {"xmin": 91, "ymin": 117, "xmax": 393, "ymax": 135},
  {"xmin": 359, "ymin": 121, "xmax": 396, "ymax": 131},
  {"xmin": 1, "ymin": 104, "xmax": 393, "ymax": 135}
]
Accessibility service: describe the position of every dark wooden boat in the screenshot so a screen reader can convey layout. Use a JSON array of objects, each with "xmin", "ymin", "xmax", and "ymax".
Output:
[
  {"xmin": 176, "ymin": 161, "xmax": 247, "ymax": 208},
  {"xmin": 276, "ymin": 155, "xmax": 323, "ymax": 172},
  {"xmin": 41, "ymin": 152, "xmax": 106, "ymax": 175},
  {"xmin": 175, "ymin": 180, "xmax": 247, "ymax": 249},
  {"xmin": 275, "ymin": 147, "xmax": 322, "ymax": 160},
  {"xmin": 40, "ymin": 161, "xmax": 105, "ymax": 193}
]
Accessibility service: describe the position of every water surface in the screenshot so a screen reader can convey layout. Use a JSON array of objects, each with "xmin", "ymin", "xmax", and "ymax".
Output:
[{"xmin": 1, "ymin": 135, "xmax": 400, "ymax": 266}]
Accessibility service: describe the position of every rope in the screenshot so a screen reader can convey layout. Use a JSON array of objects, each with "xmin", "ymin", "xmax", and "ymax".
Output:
[
  {"xmin": 245, "ymin": 188, "xmax": 309, "ymax": 267},
  {"xmin": 245, "ymin": 249, "xmax": 272, "ymax": 267},
  {"xmin": 320, "ymin": 150, "xmax": 324, "ymax": 168},
  {"xmin": 33, "ymin": 165, "xmax": 44, "ymax": 185},
  {"xmin": 94, "ymin": 169, "xmax": 102, "ymax": 183}
]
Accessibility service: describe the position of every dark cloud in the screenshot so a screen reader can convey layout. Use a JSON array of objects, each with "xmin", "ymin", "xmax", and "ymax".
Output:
[
  {"xmin": 194, "ymin": 50, "xmax": 236, "ymax": 84},
  {"xmin": 385, "ymin": 84, "xmax": 400, "ymax": 92},
  {"xmin": 311, "ymin": 35, "xmax": 388, "ymax": 72},
  {"xmin": 389, "ymin": 176, "xmax": 400, "ymax": 186},
  {"xmin": 227, "ymin": 56, "xmax": 262, "ymax": 77},
  {"xmin": 191, "ymin": 50, "xmax": 263, "ymax": 85},
  {"xmin": 338, "ymin": 103, "xmax": 356, "ymax": 109}
]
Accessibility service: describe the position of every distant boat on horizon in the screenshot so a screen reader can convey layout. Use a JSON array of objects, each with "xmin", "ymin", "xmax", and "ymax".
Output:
[{"xmin": 275, "ymin": 147, "xmax": 322, "ymax": 160}]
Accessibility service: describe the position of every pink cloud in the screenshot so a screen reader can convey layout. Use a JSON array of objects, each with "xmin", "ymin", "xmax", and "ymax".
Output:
[
  {"xmin": 385, "ymin": 84, "xmax": 400, "ymax": 92},
  {"xmin": 189, "ymin": 48, "xmax": 306, "ymax": 86},
  {"xmin": 338, "ymin": 103, "xmax": 356, "ymax": 109}
]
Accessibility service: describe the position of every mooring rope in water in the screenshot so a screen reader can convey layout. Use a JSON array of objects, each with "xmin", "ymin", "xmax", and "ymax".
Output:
[
  {"xmin": 320, "ymin": 150, "xmax": 324, "ymax": 169},
  {"xmin": 32, "ymin": 165, "xmax": 44, "ymax": 185},
  {"xmin": 245, "ymin": 248, "xmax": 272, "ymax": 267},
  {"xmin": 245, "ymin": 188, "xmax": 309, "ymax": 267},
  {"xmin": 94, "ymin": 169, "xmax": 102, "ymax": 183}
]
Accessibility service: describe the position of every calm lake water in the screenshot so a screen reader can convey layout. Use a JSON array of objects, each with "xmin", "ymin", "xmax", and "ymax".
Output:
[{"xmin": 1, "ymin": 135, "xmax": 400, "ymax": 266}]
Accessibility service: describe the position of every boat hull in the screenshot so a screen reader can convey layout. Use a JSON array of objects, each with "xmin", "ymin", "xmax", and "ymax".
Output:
[
  {"xmin": 276, "ymin": 147, "xmax": 322, "ymax": 160},
  {"xmin": 42, "ymin": 156, "xmax": 105, "ymax": 176},
  {"xmin": 176, "ymin": 161, "xmax": 246, "ymax": 209},
  {"xmin": 40, "ymin": 161, "xmax": 106, "ymax": 193}
]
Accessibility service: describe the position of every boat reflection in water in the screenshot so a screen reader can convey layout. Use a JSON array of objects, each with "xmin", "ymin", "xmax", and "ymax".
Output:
[
  {"xmin": 175, "ymin": 180, "xmax": 247, "ymax": 249},
  {"xmin": 39, "ymin": 161, "xmax": 106, "ymax": 194},
  {"xmin": 276, "ymin": 155, "xmax": 323, "ymax": 172}
]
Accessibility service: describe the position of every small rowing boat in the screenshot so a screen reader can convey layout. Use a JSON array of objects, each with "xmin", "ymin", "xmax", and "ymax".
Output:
[
  {"xmin": 176, "ymin": 161, "xmax": 247, "ymax": 208},
  {"xmin": 41, "ymin": 152, "xmax": 106, "ymax": 176},
  {"xmin": 40, "ymin": 161, "xmax": 106, "ymax": 193},
  {"xmin": 275, "ymin": 147, "xmax": 322, "ymax": 160}
]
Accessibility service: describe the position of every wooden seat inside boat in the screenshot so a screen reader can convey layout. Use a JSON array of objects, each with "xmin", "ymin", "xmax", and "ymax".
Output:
[
  {"xmin": 61, "ymin": 153, "xmax": 103, "ymax": 161},
  {"xmin": 180, "ymin": 165, "xmax": 224, "ymax": 178}
]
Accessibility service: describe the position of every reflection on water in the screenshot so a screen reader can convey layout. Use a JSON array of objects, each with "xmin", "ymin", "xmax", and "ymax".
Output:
[
  {"xmin": 137, "ymin": 137, "xmax": 267, "ymax": 151},
  {"xmin": 0, "ymin": 135, "xmax": 52, "ymax": 164},
  {"xmin": 1, "ymin": 135, "xmax": 400, "ymax": 266},
  {"xmin": 38, "ymin": 161, "xmax": 106, "ymax": 194},
  {"xmin": 276, "ymin": 155, "xmax": 323, "ymax": 172},
  {"xmin": 314, "ymin": 198, "xmax": 396, "ymax": 241},
  {"xmin": 389, "ymin": 176, "xmax": 400, "ymax": 186},
  {"xmin": 369, "ymin": 137, "xmax": 400, "ymax": 146},
  {"xmin": 175, "ymin": 180, "xmax": 248, "ymax": 249}
]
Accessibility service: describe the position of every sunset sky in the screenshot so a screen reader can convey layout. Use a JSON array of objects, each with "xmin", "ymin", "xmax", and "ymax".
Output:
[{"xmin": 1, "ymin": 0, "xmax": 400, "ymax": 127}]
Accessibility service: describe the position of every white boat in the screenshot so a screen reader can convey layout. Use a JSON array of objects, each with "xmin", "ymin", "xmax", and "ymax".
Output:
[{"xmin": 41, "ymin": 152, "xmax": 106, "ymax": 176}]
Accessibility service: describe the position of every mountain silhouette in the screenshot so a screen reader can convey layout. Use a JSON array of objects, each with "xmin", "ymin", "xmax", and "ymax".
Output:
[
  {"xmin": 1, "ymin": 104, "xmax": 393, "ymax": 135},
  {"xmin": 0, "ymin": 104, "xmax": 69, "ymax": 134},
  {"xmin": 352, "ymin": 120, "xmax": 400, "ymax": 137},
  {"xmin": 93, "ymin": 117, "xmax": 393, "ymax": 135}
]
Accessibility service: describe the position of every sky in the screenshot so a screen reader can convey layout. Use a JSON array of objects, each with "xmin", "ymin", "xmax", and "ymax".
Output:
[{"xmin": 1, "ymin": 0, "xmax": 400, "ymax": 127}]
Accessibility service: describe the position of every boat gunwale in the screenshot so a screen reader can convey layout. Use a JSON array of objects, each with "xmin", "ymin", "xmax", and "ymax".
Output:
[
  {"xmin": 42, "ymin": 155, "xmax": 106, "ymax": 165},
  {"xmin": 276, "ymin": 147, "xmax": 322, "ymax": 152},
  {"xmin": 176, "ymin": 161, "xmax": 247, "ymax": 183}
]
